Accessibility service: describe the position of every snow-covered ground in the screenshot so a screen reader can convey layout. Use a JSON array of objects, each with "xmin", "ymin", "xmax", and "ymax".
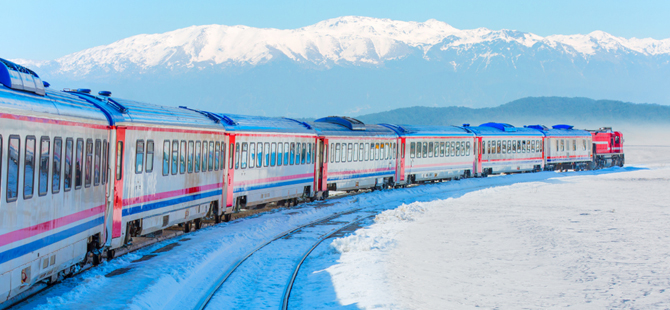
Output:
[
  {"xmin": 14, "ymin": 145, "xmax": 669, "ymax": 309},
  {"xmin": 300, "ymin": 145, "xmax": 670, "ymax": 309}
]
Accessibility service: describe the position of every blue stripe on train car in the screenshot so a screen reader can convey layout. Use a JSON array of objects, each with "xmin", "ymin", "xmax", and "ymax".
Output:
[
  {"xmin": 0, "ymin": 217, "xmax": 104, "ymax": 265},
  {"xmin": 327, "ymin": 170, "xmax": 394, "ymax": 181},
  {"xmin": 233, "ymin": 178, "xmax": 314, "ymax": 193},
  {"xmin": 122, "ymin": 189, "xmax": 222, "ymax": 217}
]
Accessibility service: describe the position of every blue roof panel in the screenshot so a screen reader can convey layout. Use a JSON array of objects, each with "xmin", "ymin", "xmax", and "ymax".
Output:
[
  {"xmin": 309, "ymin": 121, "xmax": 397, "ymax": 137},
  {"xmin": 524, "ymin": 124, "xmax": 591, "ymax": 137},
  {"xmin": 210, "ymin": 113, "xmax": 317, "ymax": 134},
  {"xmin": 380, "ymin": 124, "xmax": 474, "ymax": 137},
  {"xmin": 465, "ymin": 123, "xmax": 544, "ymax": 137}
]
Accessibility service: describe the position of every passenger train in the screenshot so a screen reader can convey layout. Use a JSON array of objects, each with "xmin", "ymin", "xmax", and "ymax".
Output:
[{"xmin": 0, "ymin": 58, "xmax": 625, "ymax": 304}]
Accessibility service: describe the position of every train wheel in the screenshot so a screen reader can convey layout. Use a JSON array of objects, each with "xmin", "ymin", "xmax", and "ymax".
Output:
[
  {"xmin": 92, "ymin": 252, "xmax": 102, "ymax": 266},
  {"xmin": 195, "ymin": 219, "xmax": 202, "ymax": 230},
  {"xmin": 107, "ymin": 249, "xmax": 116, "ymax": 261},
  {"xmin": 214, "ymin": 213, "xmax": 221, "ymax": 224},
  {"xmin": 224, "ymin": 214, "xmax": 232, "ymax": 222},
  {"xmin": 184, "ymin": 221, "xmax": 192, "ymax": 233}
]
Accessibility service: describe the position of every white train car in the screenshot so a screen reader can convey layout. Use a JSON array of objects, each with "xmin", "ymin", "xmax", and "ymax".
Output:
[
  {"xmin": 67, "ymin": 95, "xmax": 228, "ymax": 250},
  {"xmin": 310, "ymin": 117, "xmax": 398, "ymax": 194},
  {"xmin": 525, "ymin": 125, "xmax": 593, "ymax": 171},
  {"xmin": 380, "ymin": 124, "xmax": 476, "ymax": 184},
  {"xmin": 210, "ymin": 113, "xmax": 318, "ymax": 210},
  {"xmin": 0, "ymin": 60, "xmax": 110, "ymax": 302},
  {"xmin": 465, "ymin": 123, "xmax": 545, "ymax": 175}
]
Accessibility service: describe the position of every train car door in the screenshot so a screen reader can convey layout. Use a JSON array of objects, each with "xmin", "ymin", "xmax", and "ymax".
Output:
[
  {"xmin": 224, "ymin": 134, "xmax": 236, "ymax": 211},
  {"xmin": 397, "ymin": 137, "xmax": 405, "ymax": 182},
  {"xmin": 317, "ymin": 137, "xmax": 328, "ymax": 192},
  {"xmin": 107, "ymin": 126, "xmax": 126, "ymax": 248},
  {"xmin": 476, "ymin": 137, "xmax": 483, "ymax": 176}
]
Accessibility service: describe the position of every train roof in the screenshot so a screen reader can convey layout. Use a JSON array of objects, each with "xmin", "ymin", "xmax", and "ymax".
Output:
[
  {"xmin": 464, "ymin": 122, "xmax": 544, "ymax": 137},
  {"xmin": 64, "ymin": 91, "xmax": 224, "ymax": 130},
  {"xmin": 379, "ymin": 124, "xmax": 474, "ymax": 137},
  {"xmin": 524, "ymin": 124, "xmax": 591, "ymax": 137},
  {"xmin": 308, "ymin": 116, "xmax": 397, "ymax": 137},
  {"xmin": 0, "ymin": 85, "xmax": 110, "ymax": 124},
  {"xmin": 207, "ymin": 113, "xmax": 316, "ymax": 134}
]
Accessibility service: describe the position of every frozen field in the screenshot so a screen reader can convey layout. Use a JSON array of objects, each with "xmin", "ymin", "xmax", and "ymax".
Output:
[
  {"xmin": 314, "ymin": 145, "xmax": 670, "ymax": 309},
  {"xmin": 14, "ymin": 146, "xmax": 669, "ymax": 309}
]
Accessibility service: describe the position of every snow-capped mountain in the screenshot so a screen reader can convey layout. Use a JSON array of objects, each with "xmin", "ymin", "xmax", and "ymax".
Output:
[{"xmin": 13, "ymin": 16, "xmax": 670, "ymax": 117}]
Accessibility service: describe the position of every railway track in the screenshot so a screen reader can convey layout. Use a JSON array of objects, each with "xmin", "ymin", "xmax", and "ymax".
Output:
[{"xmin": 194, "ymin": 207, "xmax": 377, "ymax": 310}]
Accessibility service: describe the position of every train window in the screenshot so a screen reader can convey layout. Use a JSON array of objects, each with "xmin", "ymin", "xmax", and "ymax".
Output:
[
  {"xmin": 241, "ymin": 143, "xmax": 248, "ymax": 169},
  {"xmin": 290, "ymin": 143, "xmax": 296, "ymax": 165},
  {"xmin": 38, "ymin": 137, "xmax": 50, "ymax": 196},
  {"xmin": 214, "ymin": 142, "xmax": 221, "ymax": 171},
  {"xmin": 351, "ymin": 143, "xmax": 357, "ymax": 162},
  {"xmin": 101, "ymin": 141, "xmax": 107, "ymax": 184},
  {"xmin": 507, "ymin": 140, "xmax": 511, "ymax": 154},
  {"xmin": 517, "ymin": 141, "xmax": 521, "ymax": 153},
  {"xmin": 466, "ymin": 142, "xmax": 471, "ymax": 156},
  {"xmin": 440, "ymin": 142, "xmax": 445, "ymax": 157},
  {"xmin": 410, "ymin": 142, "xmax": 415, "ymax": 158},
  {"xmin": 521, "ymin": 140, "xmax": 526, "ymax": 153},
  {"xmin": 143, "ymin": 140, "xmax": 153, "ymax": 174},
  {"xmin": 180, "ymin": 141, "xmax": 187, "ymax": 174},
  {"xmin": 481, "ymin": 141, "xmax": 486, "ymax": 155},
  {"xmin": 455, "ymin": 141, "xmax": 461, "ymax": 157},
  {"xmin": 135, "ymin": 140, "xmax": 145, "ymax": 174},
  {"xmin": 539, "ymin": 140, "xmax": 543, "ymax": 152},
  {"xmin": 24, "ymin": 136, "xmax": 36, "ymax": 198},
  {"xmin": 346, "ymin": 143, "xmax": 352, "ymax": 162},
  {"xmin": 301, "ymin": 143, "xmax": 307, "ymax": 164},
  {"xmin": 52, "ymin": 137, "xmax": 62, "ymax": 194},
  {"xmin": 187, "ymin": 141, "xmax": 194, "ymax": 173},
  {"xmin": 235, "ymin": 142, "xmax": 240, "ymax": 169},
  {"xmin": 340, "ymin": 143, "xmax": 346, "ymax": 163},
  {"xmin": 7, "ymin": 136, "xmax": 20, "ymax": 201},
  {"xmin": 392, "ymin": 143, "xmax": 396, "ymax": 159},
  {"xmin": 307, "ymin": 143, "xmax": 313, "ymax": 164},
  {"xmin": 561, "ymin": 139, "xmax": 565, "ymax": 152},
  {"xmin": 277, "ymin": 143, "xmax": 283, "ymax": 166},
  {"xmin": 195, "ymin": 141, "xmax": 202, "ymax": 173},
  {"xmin": 171, "ymin": 140, "xmax": 179, "ymax": 175},
  {"xmin": 264, "ymin": 142, "xmax": 270, "ymax": 167},
  {"xmin": 85, "ymin": 139, "xmax": 93, "ymax": 188},
  {"xmin": 229, "ymin": 143, "xmax": 234, "ymax": 170},
  {"xmin": 202, "ymin": 141, "xmax": 209, "ymax": 172},
  {"xmin": 270, "ymin": 143, "xmax": 276, "ymax": 167},
  {"xmin": 362, "ymin": 143, "xmax": 368, "ymax": 161},
  {"xmin": 64, "ymin": 139, "xmax": 73, "ymax": 191},
  {"xmin": 208, "ymin": 142, "xmax": 214, "ymax": 171},
  {"xmin": 284, "ymin": 143, "xmax": 290, "ymax": 165},
  {"xmin": 532, "ymin": 141, "xmax": 536, "ymax": 152},
  {"xmin": 433, "ymin": 142, "xmax": 438, "ymax": 158},
  {"xmin": 330, "ymin": 143, "xmax": 334, "ymax": 163},
  {"xmin": 94, "ymin": 140, "xmax": 101, "ymax": 185},
  {"xmin": 249, "ymin": 142, "xmax": 256, "ymax": 168},
  {"xmin": 360, "ymin": 143, "xmax": 365, "ymax": 161},
  {"xmin": 373, "ymin": 143, "xmax": 378, "ymax": 160},
  {"xmin": 75, "ymin": 138, "xmax": 83, "ymax": 189},
  {"xmin": 572, "ymin": 140, "xmax": 576, "ymax": 151},
  {"xmin": 501, "ymin": 141, "xmax": 506, "ymax": 155},
  {"xmin": 386, "ymin": 143, "xmax": 391, "ymax": 159},
  {"xmin": 583, "ymin": 139, "xmax": 587, "ymax": 151},
  {"xmin": 163, "ymin": 140, "xmax": 170, "ymax": 176},
  {"xmin": 510, "ymin": 140, "xmax": 516, "ymax": 153},
  {"xmin": 115, "ymin": 141, "xmax": 123, "ymax": 181},
  {"xmin": 427, "ymin": 142, "xmax": 433, "ymax": 158},
  {"xmin": 257, "ymin": 142, "xmax": 263, "ymax": 167}
]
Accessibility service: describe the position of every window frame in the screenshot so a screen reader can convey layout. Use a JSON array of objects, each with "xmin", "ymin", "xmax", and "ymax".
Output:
[
  {"xmin": 135, "ymin": 140, "xmax": 145, "ymax": 174},
  {"xmin": 64, "ymin": 138, "xmax": 73, "ymax": 192},
  {"xmin": 94, "ymin": 140, "xmax": 101, "ymax": 186},
  {"xmin": 52, "ymin": 137, "xmax": 62, "ymax": 194},
  {"xmin": 6, "ymin": 135, "xmax": 20, "ymax": 202},
  {"xmin": 38, "ymin": 136, "xmax": 50, "ymax": 196}
]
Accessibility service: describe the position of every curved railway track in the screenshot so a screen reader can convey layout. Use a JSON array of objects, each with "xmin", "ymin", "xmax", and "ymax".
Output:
[{"xmin": 195, "ymin": 207, "xmax": 377, "ymax": 310}]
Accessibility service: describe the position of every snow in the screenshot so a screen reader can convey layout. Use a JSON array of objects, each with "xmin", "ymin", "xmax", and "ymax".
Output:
[
  {"xmin": 14, "ymin": 16, "xmax": 670, "ymax": 76},
  {"xmin": 13, "ymin": 145, "xmax": 669, "ymax": 309}
]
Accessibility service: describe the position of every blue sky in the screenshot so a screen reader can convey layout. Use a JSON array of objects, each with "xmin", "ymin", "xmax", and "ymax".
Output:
[{"xmin": 2, "ymin": 0, "xmax": 668, "ymax": 60}]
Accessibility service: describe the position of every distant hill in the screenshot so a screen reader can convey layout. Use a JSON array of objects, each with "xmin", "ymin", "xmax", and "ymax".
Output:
[{"xmin": 355, "ymin": 97, "xmax": 670, "ymax": 128}]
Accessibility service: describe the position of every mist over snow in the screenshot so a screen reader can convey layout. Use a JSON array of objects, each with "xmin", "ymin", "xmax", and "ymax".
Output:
[{"xmin": 13, "ymin": 16, "xmax": 670, "ymax": 117}]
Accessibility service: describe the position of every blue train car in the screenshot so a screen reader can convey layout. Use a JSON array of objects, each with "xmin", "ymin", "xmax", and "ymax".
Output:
[
  {"xmin": 208, "ymin": 113, "xmax": 318, "ymax": 209},
  {"xmin": 525, "ymin": 124, "xmax": 593, "ymax": 171},
  {"xmin": 464, "ymin": 123, "xmax": 545, "ymax": 175},
  {"xmin": 380, "ymin": 124, "xmax": 476, "ymax": 184},
  {"xmin": 310, "ymin": 117, "xmax": 398, "ymax": 194}
]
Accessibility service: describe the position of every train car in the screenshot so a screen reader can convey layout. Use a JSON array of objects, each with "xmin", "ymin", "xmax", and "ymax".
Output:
[
  {"xmin": 525, "ymin": 125, "xmax": 593, "ymax": 171},
  {"xmin": 464, "ymin": 123, "xmax": 544, "ymax": 176},
  {"xmin": 208, "ymin": 113, "xmax": 318, "ymax": 210},
  {"xmin": 0, "ymin": 60, "xmax": 110, "ymax": 302},
  {"xmin": 380, "ymin": 124, "xmax": 476, "ymax": 184},
  {"xmin": 588, "ymin": 127, "xmax": 625, "ymax": 168},
  {"xmin": 64, "ymin": 92, "xmax": 227, "ymax": 251},
  {"xmin": 310, "ymin": 117, "xmax": 398, "ymax": 195}
]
